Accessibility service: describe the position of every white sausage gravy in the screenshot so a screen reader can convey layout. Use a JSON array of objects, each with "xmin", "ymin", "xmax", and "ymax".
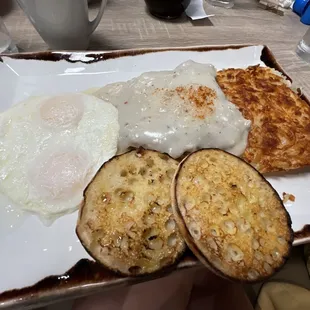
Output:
[{"xmin": 95, "ymin": 61, "xmax": 251, "ymax": 158}]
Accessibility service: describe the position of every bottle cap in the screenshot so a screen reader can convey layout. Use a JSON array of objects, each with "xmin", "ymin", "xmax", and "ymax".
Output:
[
  {"xmin": 301, "ymin": 4, "xmax": 310, "ymax": 24},
  {"xmin": 293, "ymin": 0, "xmax": 310, "ymax": 16}
]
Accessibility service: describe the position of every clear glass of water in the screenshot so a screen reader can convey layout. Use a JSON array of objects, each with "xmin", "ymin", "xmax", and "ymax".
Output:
[
  {"xmin": 207, "ymin": 0, "xmax": 234, "ymax": 8},
  {"xmin": 0, "ymin": 18, "xmax": 18, "ymax": 54},
  {"xmin": 296, "ymin": 28, "xmax": 310, "ymax": 63}
]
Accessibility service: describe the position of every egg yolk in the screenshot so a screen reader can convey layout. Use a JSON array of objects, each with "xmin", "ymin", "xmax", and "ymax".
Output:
[
  {"xmin": 40, "ymin": 94, "xmax": 84, "ymax": 129},
  {"xmin": 29, "ymin": 148, "xmax": 89, "ymax": 202}
]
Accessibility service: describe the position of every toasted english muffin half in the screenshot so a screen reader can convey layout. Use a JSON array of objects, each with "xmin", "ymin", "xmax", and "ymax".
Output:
[
  {"xmin": 77, "ymin": 148, "xmax": 186, "ymax": 276},
  {"xmin": 171, "ymin": 149, "xmax": 293, "ymax": 282}
]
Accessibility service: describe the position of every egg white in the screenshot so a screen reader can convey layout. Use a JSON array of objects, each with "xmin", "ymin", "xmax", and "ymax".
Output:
[{"xmin": 0, "ymin": 93, "xmax": 119, "ymax": 222}]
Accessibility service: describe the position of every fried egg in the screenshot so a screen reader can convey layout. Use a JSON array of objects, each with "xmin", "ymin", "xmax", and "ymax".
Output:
[{"xmin": 0, "ymin": 93, "xmax": 119, "ymax": 222}]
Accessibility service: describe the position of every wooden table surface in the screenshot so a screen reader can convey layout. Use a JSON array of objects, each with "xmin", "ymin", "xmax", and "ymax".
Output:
[{"xmin": 1, "ymin": 0, "xmax": 310, "ymax": 95}]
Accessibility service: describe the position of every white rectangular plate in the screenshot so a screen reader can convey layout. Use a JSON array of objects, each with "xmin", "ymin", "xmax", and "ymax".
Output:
[{"xmin": 0, "ymin": 45, "xmax": 309, "ymax": 309}]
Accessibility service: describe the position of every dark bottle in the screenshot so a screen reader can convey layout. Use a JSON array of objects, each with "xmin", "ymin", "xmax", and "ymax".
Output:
[{"xmin": 145, "ymin": 0, "xmax": 191, "ymax": 19}]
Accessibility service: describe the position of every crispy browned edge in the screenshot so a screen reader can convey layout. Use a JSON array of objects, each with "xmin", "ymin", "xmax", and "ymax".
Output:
[
  {"xmin": 0, "ymin": 44, "xmax": 309, "ymax": 309},
  {"xmin": 171, "ymin": 148, "xmax": 294, "ymax": 283},
  {"xmin": 76, "ymin": 148, "xmax": 186, "ymax": 277}
]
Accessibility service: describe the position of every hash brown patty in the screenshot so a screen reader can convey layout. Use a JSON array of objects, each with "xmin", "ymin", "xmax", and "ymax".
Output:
[{"xmin": 216, "ymin": 65, "xmax": 310, "ymax": 173}]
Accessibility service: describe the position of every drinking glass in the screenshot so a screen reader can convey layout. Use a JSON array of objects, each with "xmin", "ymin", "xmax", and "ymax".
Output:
[
  {"xmin": 296, "ymin": 27, "xmax": 310, "ymax": 63},
  {"xmin": 144, "ymin": 0, "xmax": 191, "ymax": 19},
  {"xmin": 0, "ymin": 18, "xmax": 18, "ymax": 54}
]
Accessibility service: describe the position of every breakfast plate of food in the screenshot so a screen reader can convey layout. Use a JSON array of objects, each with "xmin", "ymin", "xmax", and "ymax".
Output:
[{"xmin": 0, "ymin": 44, "xmax": 309, "ymax": 309}]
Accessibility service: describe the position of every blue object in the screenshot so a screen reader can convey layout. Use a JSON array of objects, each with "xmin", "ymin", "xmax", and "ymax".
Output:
[
  {"xmin": 301, "ymin": 3, "xmax": 310, "ymax": 24},
  {"xmin": 293, "ymin": 0, "xmax": 310, "ymax": 16}
]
